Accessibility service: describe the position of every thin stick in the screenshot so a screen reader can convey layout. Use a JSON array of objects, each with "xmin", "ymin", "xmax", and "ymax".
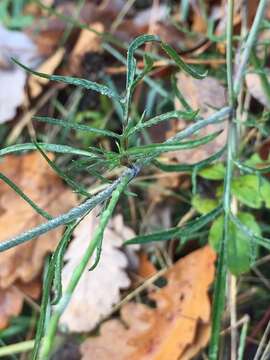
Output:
[
  {"xmin": 229, "ymin": 274, "xmax": 238, "ymax": 360},
  {"xmin": 237, "ymin": 315, "xmax": 249, "ymax": 360},
  {"xmin": 254, "ymin": 320, "xmax": 270, "ymax": 360}
]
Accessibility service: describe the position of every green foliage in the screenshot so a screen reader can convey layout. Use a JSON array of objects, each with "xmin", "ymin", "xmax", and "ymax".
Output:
[
  {"xmin": 209, "ymin": 213, "xmax": 261, "ymax": 275},
  {"xmin": 125, "ymin": 205, "xmax": 222, "ymax": 245},
  {"xmin": 1, "ymin": 5, "xmax": 268, "ymax": 356},
  {"xmin": 198, "ymin": 162, "xmax": 226, "ymax": 180},
  {"xmin": 192, "ymin": 194, "xmax": 219, "ymax": 214},
  {"xmin": 231, "ymin": 175, "xmax": 262, "ymax": 208},
  {"xmin": 0, "ymin": 0, "xmax": 33, "ymax": 29}
]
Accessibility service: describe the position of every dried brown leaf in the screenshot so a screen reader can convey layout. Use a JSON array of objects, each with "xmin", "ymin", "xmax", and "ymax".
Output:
[
  {"xmin": 80, "ymin": 245, "xmax": 216, "ymax": 360},
  {"xmin": 60, "ymin": 210, "xmax": 136, "ymax": 333},
  {"xmin": 0, "ymin": 278, "xmax": 40, "ymax": 329},
  {"xmin": 28, "ymin": 47, "xmax": 65, "ymax": 99},
  {"xmin": 169, "ymin": 73, "xmax": 227, "ymax": 164},
  {"xmin": 0, "ymin": 152, "xmax": 77, "ymax": 288},
  {"xmin": 0, "ymin": 25, "xmax": 39, "ymax": 123},
  {"xmin": 246, "ymin": 73, "xmax": 270, "ymax": 109},
  {"xmin": 69, "ymin": 23, "xmax": 104, "ymax": 75}
]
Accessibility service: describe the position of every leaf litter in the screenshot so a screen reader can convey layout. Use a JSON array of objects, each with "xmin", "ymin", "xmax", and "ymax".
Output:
[
  {"xmin": 60, "ymin": 209, "xmax": 137, "ymax": 333},
  {"xmin": 0, "ymin": 152, "xmax": 76, "ymax": 327},
  {"xmin": 80, "ymin": 245, "xmax": 216, "ymax": 360}
]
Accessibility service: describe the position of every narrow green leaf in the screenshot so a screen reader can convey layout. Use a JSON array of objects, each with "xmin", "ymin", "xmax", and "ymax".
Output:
[
  {"xmin": 0, "ymin": 143, "xmax": 95, "ymax": 158},
  {"xmin": 126, "ymin": 130, "xmax": 222, "ymax": 156},
  {"xmin": 161, "ymin": 42, "xmax": 207, "ymax": 79},
  {"xmin": 126, "ymin": 35, "xmax": 160, "ymax": 88},
  {"xmin": 12, "ymin": 58, "xmax": 122, "ymax": 102},
  {"xmin": 125, "ymin": 205, "xmax": 222, "ymax": 245},
  {"xmin": 235, "ymin": 159, "xmax": 270, "ymax": 174},
  {"xmin": 153, "ymin": 146, "xmax": 226, "ymax": 172},
  {"xmin": 172, "ymin": 75, "xmax": 193, "ymax": 111},
  {"xmin": 52, "ymin": 223, "xmax": 77, "ymax": 305},
  {"xmin": 33, "ymin": 223, "xmax": 77, "ymax": 359},
  {"xmin": 130, "ymin": 54, "xmax": 154, "ymax": 92},
  {"xmin": 127, "ymin": 110, "xmax": 198, "ymax": 137},
  {"xmin": 34, "ymin": 142, "xmax": 91, "ymax": 197},
  {"xmin": 33, "ymin": 116, "xmax": 120, "ymax": 139},
  {"xmin": 0, "ymin": 172, "xmax": 52, "ymax": 220}
]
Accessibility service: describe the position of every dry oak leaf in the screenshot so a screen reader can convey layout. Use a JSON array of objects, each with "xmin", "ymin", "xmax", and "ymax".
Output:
[
  {"xmin": 60, "ymin": 210, "xmax": 136, "ymax": 333},
  {"xmin": 80, "ymin": 245, "xmax": 216, "ymax": 360},
  {"xmin": 0, "ymin": 152, "xmax": 76, "ymax": 289},
  {"xmin": 0, "ymin": 278, "xmax": 40, "ymax": 329},
  {"xmin": 28, "ymin": 47, "xmax": 65, "ymax": 99},
  {"xmin": 246, "ymin": 73, "xmax": 270, "ymax": 109},
  {"xmin": 69, "ymin": 23, "xmax": 104, "ymax": 75},
  {"xmin": 169, "ymin": 73, "xmax": 228, "ymax": 164},
  {"xmin": 0, "ymin": 25, "xmax": 39, "ymax": 123}
]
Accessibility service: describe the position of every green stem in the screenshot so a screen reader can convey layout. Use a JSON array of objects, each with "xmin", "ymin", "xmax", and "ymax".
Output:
[
  {"xmin": 38, "ymin": 171, "xmax": 133, "ymax": 359},
  {"xmin": 0, "ymin": 340, "xmax": 34, "ymax": 357},
  {"xmin": 227, "ymin": 0, "xmax": 235, "ymax": 107},
  {"xmin": 209, "ymin": 1, "xmax": 235, "ymax": 358},
  {"xmin": 234, "ymin": 0, "xmax": 267, "ymax": 95},
  {"xmin": 209, "ymin": 0, "xmax": 267, "ymax": 358}
]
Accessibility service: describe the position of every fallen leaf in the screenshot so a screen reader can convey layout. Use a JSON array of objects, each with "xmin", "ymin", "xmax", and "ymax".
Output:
[
  {"xmin": 168, "ymin": 73, "xmax": 227, "ymax": 164},
  {"xmin": 0, "ymin": 152, "xmax": 77, "ymax": 288},
  {"xmin": 0, "ymin": 24, "xmax": 39, "ymax": 123},
  {"xmin": 0, "ymin": 278, "xmax": 40, "ymax": 329},
  {"xmin": 80, "ymin": 245, "xmax": 216, "ymax": 360},
  {"xmin": 246, "ymin": 73, "xmax": 270, "ymax": 109},
  {"xmin": 59, "ymin": 210, "xmax": 136, "ymax": 332},
  {"xmin": 0, "ymin": 286, "xmax": 22, "ymax": 329},
  {"xmin": 69, "ymin": 23, "xmax": 104, "ymax": 75},
  {"xmin": 138, "ymin": 253, "xmax": 157, "ymax": 279},
  {"xmin": 28, "ymin": 47, "xmax": 65, "ymax": 99}
]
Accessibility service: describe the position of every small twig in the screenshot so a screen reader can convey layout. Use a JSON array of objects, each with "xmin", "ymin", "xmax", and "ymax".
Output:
[
  {"xmin": 254, "ymin": 320, "xmax": 270, "ymax": 360},
  {"xmin": 110, "ymin": 267, "xmax": 168, "ymax": 315}
]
